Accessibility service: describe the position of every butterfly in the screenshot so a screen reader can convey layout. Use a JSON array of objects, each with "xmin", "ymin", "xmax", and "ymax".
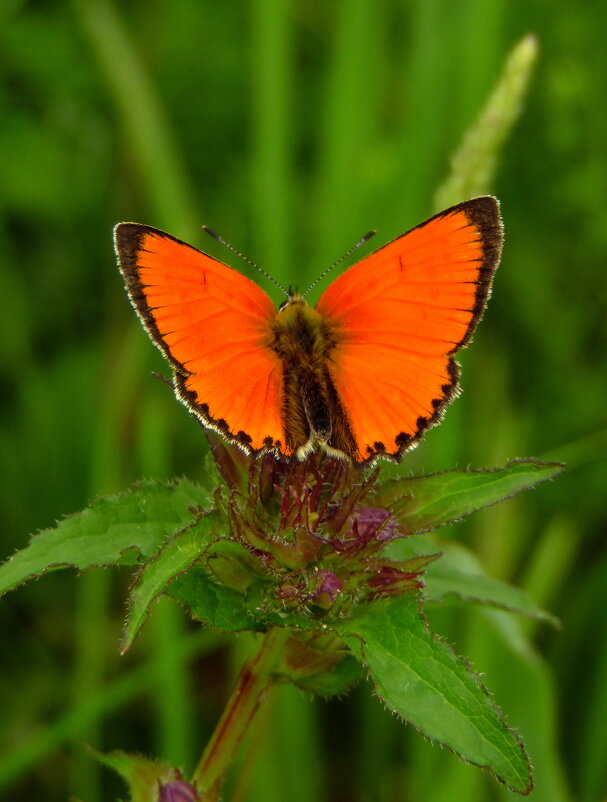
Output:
[{"xmin": 114, "ymin": 197, "xmax": 503, "ymax": 465}]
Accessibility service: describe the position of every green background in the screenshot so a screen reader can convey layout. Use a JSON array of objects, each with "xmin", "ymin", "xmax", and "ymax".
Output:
[{"xmin": 0, "ymin": 1, "xmax": 605, "ymax": 800}]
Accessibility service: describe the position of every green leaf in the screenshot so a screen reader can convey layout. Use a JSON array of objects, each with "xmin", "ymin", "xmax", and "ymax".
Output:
[
  {"xmin": 0, "ymin": 477, "xmax": 214, "ymax": 597},
  {"xmin": 286, "ymin": 653, "xmax": 363, "ymax": 697},
  {"xmin": 389, "ymin": 536, "xmax": 558, "ymax": 624},
  {"xmin": 425, "ymin": 558, "xmax": 558, "ymax": 626},
  {"xmin": 90, "ymin": 748, "xmax": 192, "ymax": 802},
  {"xmin": 122, "ymin": 510, "xmax": 227, "ymax": 652},
  {"xmin": 205, "ymin": 538, "xmax": 272, "ymax": 591},
  {"xmin": 278, "ymin": 635, "xmax": 364, "ymax": 697},
  {"xmin": 148, "ymin": 532, "xmax": 325, "ymax": 637},
  {"xmin": 375, "ymin": 459, "xmax": 564, "ymax": 534},
  {"xmin": 168, "ymin": 565, "xmax": 265, "ymax": 634},
  {"xmin": 336, "ymin": 595, "xmax": 533, "ymax": 794},
  {"xmin": 167, "ymin": 561, "xmax": 325, "ymax": 636}
]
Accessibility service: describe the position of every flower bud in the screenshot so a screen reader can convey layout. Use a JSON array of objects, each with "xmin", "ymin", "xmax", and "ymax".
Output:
[
  {"xmin": 158, "ymin": 778, "xmax": 200, "ymax": 802},
  {"xmin": 313, "ymin": 570, "xmax": 344, "ymax": 609}
]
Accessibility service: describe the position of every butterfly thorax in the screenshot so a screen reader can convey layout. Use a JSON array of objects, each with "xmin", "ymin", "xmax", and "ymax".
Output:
[
  {"xmin": 269, "ymin": 295, "xmax": 335, "ymax": 366},
  {"xmin": 266, "ymin": 295, "xmax": 356, "ymax": 459}
]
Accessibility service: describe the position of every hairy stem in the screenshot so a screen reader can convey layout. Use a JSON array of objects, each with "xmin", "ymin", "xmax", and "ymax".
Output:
[{"xmin": 193, "ymin": 627, "xmax": 290, "ymax": 796}]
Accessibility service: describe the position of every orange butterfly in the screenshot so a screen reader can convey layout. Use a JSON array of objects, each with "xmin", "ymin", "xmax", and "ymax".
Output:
[{"xmin": 114, "ymin": 197, "xmax": 502, "ymax": 465}]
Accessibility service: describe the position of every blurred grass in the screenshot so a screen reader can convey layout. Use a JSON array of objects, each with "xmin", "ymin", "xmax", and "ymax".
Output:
[{"xmin": 0, "ymin": 1, "xmax": 606, "ymax": 800}]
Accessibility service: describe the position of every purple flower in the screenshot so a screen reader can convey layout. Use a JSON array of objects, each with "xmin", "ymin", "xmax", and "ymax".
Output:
[
  {"xmin": 158, "ymin": 779, "xmax": 199, "ymax": 802},
  {"xmin": 315, "ymin": 570, "xmax": 344, "ymax": 605},
  {"xmin": 214, "ymin": 450, "xmax": 429, "ymax": 616}
]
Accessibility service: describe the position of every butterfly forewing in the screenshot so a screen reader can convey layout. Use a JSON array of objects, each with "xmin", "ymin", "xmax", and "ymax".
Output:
[
  {"xmin": 115, "ymin": 197, "xmax": 502, "ymax": 465},
  {"xmin": 315, "ymin": 197, "xmax": 503, "ymax": 462},
  {"xmin": 114, "ymin": 224, "xmax": 286, "ymax": 452}
]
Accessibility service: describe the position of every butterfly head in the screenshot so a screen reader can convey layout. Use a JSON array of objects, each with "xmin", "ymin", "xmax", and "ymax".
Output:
[{"xmin": 279, "ymin": 287, "xmax": 302, "ymax": 312}]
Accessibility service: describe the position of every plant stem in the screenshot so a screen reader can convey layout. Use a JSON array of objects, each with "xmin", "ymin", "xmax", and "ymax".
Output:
[{"xmin": 193, "ymin": 627, "xmax": 290, "ymax": 796}]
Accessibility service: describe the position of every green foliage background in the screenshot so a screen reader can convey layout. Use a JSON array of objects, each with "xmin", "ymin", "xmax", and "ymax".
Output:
[{"xmin": 0, "ymin": 1, "xmax": 605, "ymax": 800}]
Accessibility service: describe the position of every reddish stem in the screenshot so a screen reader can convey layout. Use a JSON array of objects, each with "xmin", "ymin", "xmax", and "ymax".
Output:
[{"xmin": 192, "ymin": 627, "xmax": 289, "ymax": 797}]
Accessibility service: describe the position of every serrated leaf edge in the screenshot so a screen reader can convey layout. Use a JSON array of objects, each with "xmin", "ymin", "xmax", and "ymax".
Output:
[
  {"xmin": 339, "ymin": 599, "xmax": 534, "ymax": 795},
  {"xmin": 423, "ymin": 585, "xmax": 560, "ymax": 627},
  {"xmin": 0, "ymin": 477, "xmax": 210, "ymax": 599},
  {"xmin": 121, "ymin": 510, "xmax": 229, "ymax": 652},
  {"xmin": 378, "ymin": 458, "xmax": 565, "ymax": 535}
]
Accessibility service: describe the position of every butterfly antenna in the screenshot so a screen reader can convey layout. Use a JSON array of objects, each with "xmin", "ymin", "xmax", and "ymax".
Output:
[
  {"xmin": 302, "ymin": 230, "xmax": 376, "ymax": 298},
  {"xmin": 202, "ymin": 226, "xmax": 288, "ymax": 296}
]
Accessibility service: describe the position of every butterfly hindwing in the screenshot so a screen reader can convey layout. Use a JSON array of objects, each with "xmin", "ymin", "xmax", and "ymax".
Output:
[
  {"xmin": 114, "ymin": 224, "xmax": 285, "ymax": 453},
  {"xmin": 315, "ymin": 197, "xmax": 503, "ymax": 462}
]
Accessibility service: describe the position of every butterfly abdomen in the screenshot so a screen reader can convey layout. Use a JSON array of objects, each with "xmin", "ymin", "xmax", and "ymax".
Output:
[{"xmin": 268, "ymin": 296, "xmax": 355, "ymax": 458}]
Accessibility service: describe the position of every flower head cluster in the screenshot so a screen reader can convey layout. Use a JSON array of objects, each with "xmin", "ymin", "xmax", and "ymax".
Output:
[{"xmin": 206, "ymin": 435, "xmax": 434, "ymax": 621}]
